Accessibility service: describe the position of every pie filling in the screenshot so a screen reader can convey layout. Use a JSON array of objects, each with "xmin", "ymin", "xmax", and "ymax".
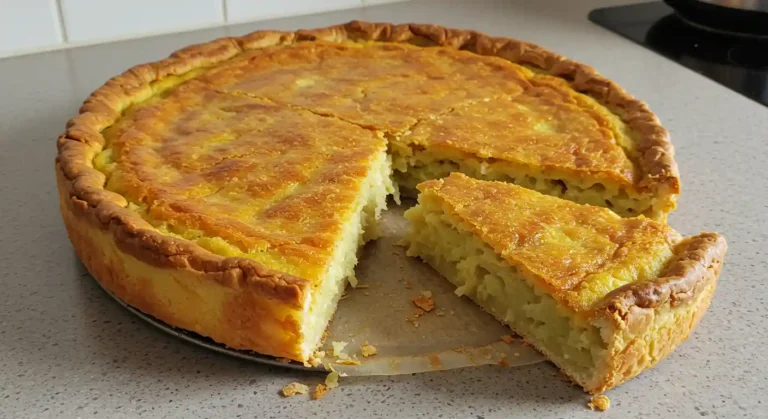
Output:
[
  {"xmin": 392, "ymin": 155, "xmax": 653, "ymax": 218},
  {"xmin": 300, "ymin": 151, "xmax": 396, "ymax": 358}
]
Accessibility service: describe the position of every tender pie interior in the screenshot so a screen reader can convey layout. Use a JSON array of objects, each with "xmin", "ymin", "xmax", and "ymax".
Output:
[
  {"xmin": 59, "ymin": 24, "xmax": 687, "ymax": 372},
  {"xmin": 404, "ymin": 173, "xmax": 725, "ymax": 393}
]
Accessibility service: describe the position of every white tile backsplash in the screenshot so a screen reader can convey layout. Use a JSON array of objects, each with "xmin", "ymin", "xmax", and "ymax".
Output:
[
  {"xmin": 59, "ymin": 0, "xmax": 224, "ymax": 43},
  {"xmin": 0, "ymin": 0, "xmax": 411, "ymax": 59},
  {"xmin": 225, "ymin": 0, "xmax": 362, "ymax": 24},
  {"xmin": 361, "ymin": 0, "xmax": 409, "ymax": 4},
  {"xmin": 0, "ymin": 0, "xmax": 64, "ymax": 57}
]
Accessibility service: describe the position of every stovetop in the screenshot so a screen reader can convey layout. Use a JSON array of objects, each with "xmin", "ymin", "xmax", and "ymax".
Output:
[{"xmin": 589, "ymin": 2, "xmax": 768, "ymax": 107}]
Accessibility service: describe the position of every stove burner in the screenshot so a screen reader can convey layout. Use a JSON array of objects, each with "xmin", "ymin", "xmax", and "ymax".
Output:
[
  {"xmin": 727, "ymin": 45, "xmax": 768, "ymax": 70},
  {"xmin": 675, "ymin": 12, "xmax": 768, "ymax": 39},
  {"xmin": 664, "ymin": 0, "xmax": 768, "ymax": 38},
  {"xmin": 589, "ymin": 2, "xmax": 768, "ymax": 107}
]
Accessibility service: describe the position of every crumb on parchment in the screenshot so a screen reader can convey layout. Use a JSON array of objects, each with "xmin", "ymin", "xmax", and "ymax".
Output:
[
  {"xmin": 312, "ymin": 384, "xmax": 330, "ymax": 400},
  {"xmin": 406, "ymin": 307, "xmax": 426, "ymax": 327},
  {"xmin": 361, "ymin": 341, "xmax": 377, "ymax": 357},
  {"xmin": 325, "ymin": 371, "xmax": 340, "ymax": 389},
  {"xmin": 335, "ymin": 357, "xmax": 362, "ymax": 366},
  {"xmin": 281, "ymin": 382, "xmax": 309, "ymax": 397},
  {"xmin": 412, "ymin": 295, "xmax": 435, "ymax": 312},
  {"xmin": 331, "ymin": 341, "xmax": 348, "ymax": 357},
  {"xmin": 588, "ymin": 395, "xmax": 611, "ymax": 411},
  {"xmin": 498, "ymin": 354, "xmax": 510, "ymax": 367},
  {"xmin": 501, "ymin": 335, "xmax": 515, "ymax": 344},
  {"xmin": 306, "ymin": 350, "xmax": 325, "ymax": 367}
]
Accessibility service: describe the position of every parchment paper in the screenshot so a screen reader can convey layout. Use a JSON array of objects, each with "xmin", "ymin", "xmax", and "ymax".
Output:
[{"xmin": 319, "ymin": 200, "xmax": 544, "ymax": 376}]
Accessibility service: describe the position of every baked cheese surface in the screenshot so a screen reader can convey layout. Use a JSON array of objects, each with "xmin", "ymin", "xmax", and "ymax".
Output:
[
  {"xmin": 94, "ymin": 40, "xmax": 660, "ymax": 283},
  {"xmin": 96, "ymin": 80, "xmax": 387, "ymax": 280},
  {"xmin": 395, "ymin": 80, "xmax": 636, "ymax": 187},
  {"xmin": 415, "ymin": 173, "xmax": 680, "ymax": 312}
]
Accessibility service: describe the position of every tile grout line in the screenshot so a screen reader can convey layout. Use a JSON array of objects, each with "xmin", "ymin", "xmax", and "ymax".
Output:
[
  {"xmin": 1, "ymin": 0, "xmax": 404, "ymax": 59},
  {"xmin": 221, "ymin": 0, "xmax": 229, "ymax": 22},
  {"xmin": 54, "ymin": 0, "xmax": 69, "ymax": 43}
]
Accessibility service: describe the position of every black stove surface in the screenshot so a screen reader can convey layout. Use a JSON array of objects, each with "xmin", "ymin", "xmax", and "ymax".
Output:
[{"xmin": 589, "ymin": 2, "xmax": 768, "ymax": 107}]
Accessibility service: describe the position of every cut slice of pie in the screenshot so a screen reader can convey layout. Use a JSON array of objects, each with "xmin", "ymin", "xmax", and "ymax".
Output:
[
  {"xmin": 59, "ymin": 80, "xmax": 396, "ymax": 361},
  {"xmin": 404, "ymin": 173, "xmax": 726, "ymax": 393}
]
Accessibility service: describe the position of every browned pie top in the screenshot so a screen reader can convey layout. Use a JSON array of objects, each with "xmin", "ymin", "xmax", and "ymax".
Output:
[
  {"xmin": 199, "ymin": 41, "xmax": 530, "ymax": 132},
  {"xmin": 415, "ymin": 173, "xmax": 682, "ymax": 312},
  {"xmin": 397, "ymin": 77, "xmax": 637, "ymax": 186},
  {"xmin": 95, "ymin": 80, "xmax": 386, "ymax": 280},
  {"xmin": 57, "ymin": 21, "xmax": 682, "ymax": 299}
]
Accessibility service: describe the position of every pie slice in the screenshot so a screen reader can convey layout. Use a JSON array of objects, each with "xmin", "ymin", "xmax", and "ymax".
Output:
[
  {"xmin": 59, "ymin": 80, "xmax": 395, "ymax": 361},
  {"xmin": 404, "ymin": 173, "xmax": 726, "ymax": 393}
]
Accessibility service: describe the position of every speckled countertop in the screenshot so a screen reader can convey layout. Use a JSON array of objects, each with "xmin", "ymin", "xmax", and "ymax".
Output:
[{"xmin": 1, "ymin": 0, "xmax": 766, "ymax": 417}]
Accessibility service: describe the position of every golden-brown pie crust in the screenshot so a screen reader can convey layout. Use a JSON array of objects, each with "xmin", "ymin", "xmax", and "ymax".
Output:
[{"xmin": 56, "ymin": 21, "xmax": 683, "ymax": 364}]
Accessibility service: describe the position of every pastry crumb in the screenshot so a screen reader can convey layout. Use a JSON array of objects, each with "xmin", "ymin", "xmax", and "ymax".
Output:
[
  {"xmin": 335, "ymin": 358, "xmax": 362, "ymax": 366},
  {"xmin": 404, "ymin": 280, "xmax": 414, "ymax": 289},
  {"xmin": 331, "ymin": 341, "xmax": 348, "ymax": 357},
  {"xmin": 312, "ymin": 383, "xmax": 330, "ymax": 400},
  {"xmin": 310, "ymin": 350, "xmax": 326, "ymax": 365},
  {"xmin": 420, "ymin": 290, "xmax": 433, "ymax": 298},
  {"xmin": 325, "ymin": 371, "xmax": 340, "ymax": 389},
  {"xmin": 412, "ymin": 295, "xmax": 435, "ymax": 312},
  {"xmin": 588, "ymin": 395, "xmax": 611, "ymax": 411},
  {"xmin": 406, "ymin": 307, "xmax": 426, "ymax": 326},
  {"xmin": 281, "ymin": 382, "xmax": 309, "ymax": 397},
  {"xmin": 498, "ymin": 354, "xmax": 510, "ymax": 367},
  {"xmin": 501, "ymin": 335, "xmax": 515, "ymax": 344},
  {"xmin": 435, "ymin": 309, "xmax": 445, "ymax": 316},
  {"xmin": 361, "ymin": 341, "xmax": 377, "ymax": 357}
]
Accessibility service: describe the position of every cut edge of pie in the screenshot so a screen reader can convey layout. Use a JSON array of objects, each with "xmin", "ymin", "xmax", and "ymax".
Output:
[
  {"xmin": 403, "ymin": 173, "xmax": 726, "ymax": 393},
  {"xmin": 56, "ymin": 21, "xmax": 681, "ymax": 365}
]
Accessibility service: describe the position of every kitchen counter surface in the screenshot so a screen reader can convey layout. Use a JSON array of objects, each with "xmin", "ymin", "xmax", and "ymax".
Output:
[{"xmin": 1, "ymin": 0, "xmax": 765, "ymax": 417}]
